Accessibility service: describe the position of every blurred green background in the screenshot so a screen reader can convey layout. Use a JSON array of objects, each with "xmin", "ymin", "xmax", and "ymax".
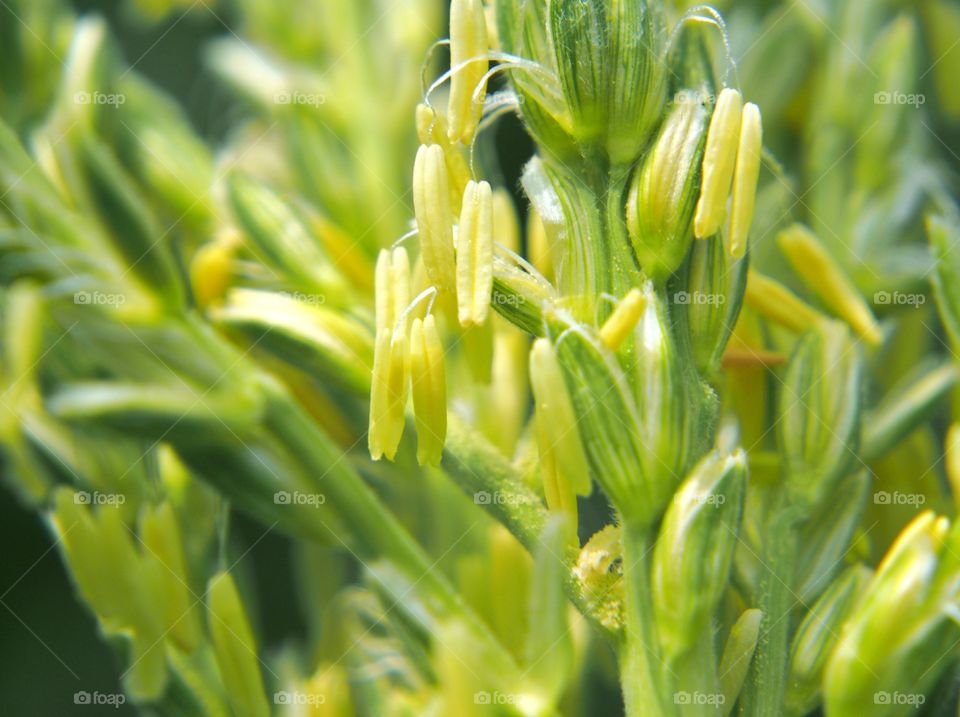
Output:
[
  {"xmin": 0, "ymin": 4, "xmax": 251, "ymax": 715},
  {"xmin": 2, "ymin": 0, "xmax": 959, "ymax": 714}
]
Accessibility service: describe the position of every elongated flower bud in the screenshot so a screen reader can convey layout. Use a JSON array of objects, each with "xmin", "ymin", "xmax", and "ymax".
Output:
[
  {"xmin": 549, "ymin": 0, "xmax": 607, "ymax": 145},
  {"xmin": 786, "ymin": 566, "xmax": 872, "ymax": 716},
  {"xmin": 413, "ymin": 144, "xmax": 456, "ymax": 290},
  {"xmin": 779, "ymin": 321, "xmax": 862, "ymax": 511},
  {"xmin": 208, "ymin": 572, "xmax": 270, "ymax": 717},
  {"xmin": 553, "ymin": 306, "xmax": 681, "ymax": 525},
  {"xmin": 824, "ymin": 513, "xmax": 960, "ymax": 716},
  {"xmin": 457, "ymin": 180, "xmax": 494, "ymax": 326},
  {"xmin": 410, "ymin": 315, "xmax": 447, "ymax": 466},
  {"xmin": 626, "ymin": 97, "xmax": 709, "ymax": 281},
  {"xmin": 862, "ymin": 360, "xmax": 958, "ymax": 462},
  {"xmin": 695, "ymin": 88, "xmax": 743, "ymax": 239},
  {"xmin": 368, "ymin": 326, "xmax": 410, "ymax": 461},
  {"xmin": 794, "ymin": 471, "xmax": 870, "ymax": 603},
  {"xmin": 599, "ymin": 288, "xmax": 646, "ymax": 350},
  {"xmin": 718, "ymin": 608, "xmax": 763, "ymax": 711},
  {"xmin": 778, "ymin": 224, "xmax": 882, "ymax": 345},
  {"xmin": 744, "ymin": 270, "xmax": 826, "ymax": 334},
  {"xmin": 530, "ymin": 338, "xmax": 591, "ymax": 518},
  {"xmin": 680, "ymin": 234, "xmax": 748, "ymax": 377},
  {"xmin": 726, "ymin": 103, "xmax": 763, "ymax": 257},
  {"xmin": 375, "ymin": 246, "xmax": 411, "ymax": 333},
  {"xmin": 652, "ymin": 449, "xmax": 746, "ymax": 658},
  {"xmin": 605, "ymin": 0, "xmax": 666, "ymax": 165},
  {"xmin": 448, "ymin": 0, "xmax": 489, "ymax": 145},
  {"xmin": 629, "ymin": 291, "xmax": 706, "ymax": 493}
]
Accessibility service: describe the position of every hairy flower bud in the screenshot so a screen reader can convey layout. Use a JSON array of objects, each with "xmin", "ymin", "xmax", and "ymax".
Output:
[
  {"xmin": 628, "ymin": 290, "xmax": 705, "ymax": 489},
  {"xmin": 545, "ymin": 0, "xmax": 666, "ymax": 163},
  {"xmin": 652, "ymin": 449, "xmax": 746, "ymax": 658},
  {"xmin": 824, "ymin": 513, "xmax": 960, "ymax": 716},
  {"xmin": 778, "ymin": 320, "xmax": 863, "ymax": 511},
  {"xmin": 553, "ymin": 324, "xmax": 656, "ymax": 522},
  {"xmin": 786, "ymin": 566, "xmax": 872, "ymax": 715},
  {"xmin": 553, "ymin": 290, "xmax": 695, "ymax": 524},
  {"xmin": 678, "ymin": 234, "xmax": 747, "ymax": 377},
  {"xmin": 548, "ymin": 0, "xmax": 608, "ymax": 145},
  {"xmin": 718, "ymin": 608, "xmax": 763, "ymax": 709},
  {"xmin": 626, "ymin": 97, "xmax": 709, "ymax": 281},
  {"xmin": 605, "ymin": 0, "xmax": 667, "ymax": 165}
]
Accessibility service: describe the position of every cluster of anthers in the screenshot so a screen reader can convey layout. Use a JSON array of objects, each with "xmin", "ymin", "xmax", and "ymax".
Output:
[{"xmin": 368, "ymin": 0, "xmax": 766, "ymax": 471}]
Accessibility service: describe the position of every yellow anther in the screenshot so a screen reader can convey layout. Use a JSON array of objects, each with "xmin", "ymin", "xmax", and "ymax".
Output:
[
  {"xmin": 744, "ymin": 270, "xmax": 825, "ymax": 334},
  {"xmin": 599, "ymin": 288, "xmax": 647, "ymax": 350},
  {"xmin": 413, "ymin": 144, "xmax": 457, "ymax": 290},
  {"xmin": 375, "ymin": 246, "xmax": 411, "ymax": 333},
  {"xmin": 190, "ymin": 232, "xmax": 238, "ymax": 309},
  {"xmin": 726, "ymin": 102, "xmax": 763, "ymax": 257},
  {"xmin": 410, "ymin": 315, "xmax": 447, "ymax": 466},
  {"xmin": 695, "ymin": 88, "xmax": 743, "ymax": 239},
  {"xmin": 368, "ymin": 326, "xmax": 410, "ymax": 461},
  {"xmin": 778, "ymin": 224, "xmax": 882, "ymax": 346},
  {"xmin": 448, "ymin": 0, "xmax": 490, "ymax": 145},
  {"xmin": 529, "ymin": 339, "xmax": 592, "ymax": 519},
  {"xmin": 457, "ymin": 180, "xmax": 494, "ymax": 326}
]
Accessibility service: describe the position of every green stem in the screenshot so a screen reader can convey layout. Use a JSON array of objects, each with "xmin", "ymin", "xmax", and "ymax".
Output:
[
  {"xmin": 542, "ymin": 159, "xmax": 639, "ymax": 304},
  {"xmin": 258, "ymin": 379, "xmax": 520, "ymax": 680},
  {"xmin": 442, "ymin": 414, "xmax": 546, "ymax": 546},
  {"xmin": 442, "ymin": 414, "xmax": 618, "ymax": 643},
  {"xmin": 739, "ymin": 509, "xmax": 799, "ymax": 716},
  {"xmin": 621, "ymin": 518, "xmax": 675, "ymax": 717}
]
